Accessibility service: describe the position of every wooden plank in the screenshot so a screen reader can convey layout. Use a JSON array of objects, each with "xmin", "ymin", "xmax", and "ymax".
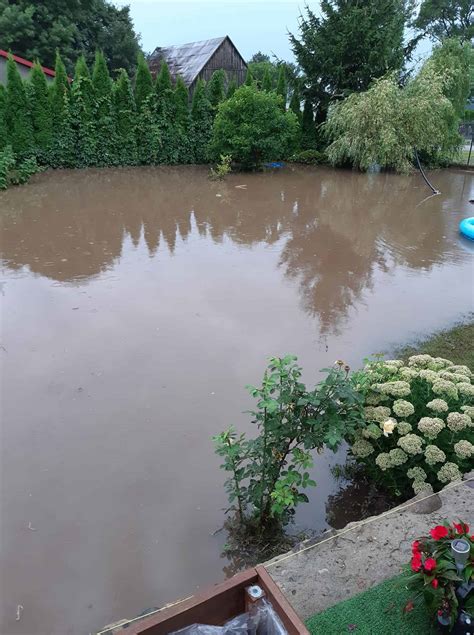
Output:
[
  {"xmin": 255, "ymin": 565, "xmax": 310, "ymax": 635},
  {"xmin": 123, "ymin": 569, "xmax": 258, "ymax": 634}
]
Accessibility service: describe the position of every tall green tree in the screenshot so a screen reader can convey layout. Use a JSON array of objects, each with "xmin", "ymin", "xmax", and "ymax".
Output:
[
  {"xmin": 245, "ymin": 67, "xmax": 254, "ymax": 86},
  {"xmin": 71, "ymin": 56, "xmax": 95, "ymax": 166},
  {"xmin": 289, "ymin": 86, "xmax": 301, "ymax": 119},
  {"xmin": 207, "ymin": 70, "xmax": 226, "ymax": 109},
  {"xmin": 134, "ymin": 52, "xmax": 153, "ymax": 112},
  {"xmin": 226, "ymin": 78, "xmax": 238, "ymax": 99},
  {"xmin": 5, "ymin": 54, "xmax": 33, "ymax": 158},
  {"xmin": 28, "ymin": 62, "xmax": 52, "ymax": 161},
  {"xmin": 50, "ymin": 51, "xmax": 74, "ymax": 167},
  {"xmin": 174, "ymin": 76, "xmax": 192, "ymax": 163},
  {"xmin": 290, "ymin": 0, "xmax": 411, "ymax": 124},
  {"xmin": 113, "ymin": 69, "xmax": 137, "ymax": 165},
  {"xmin": 301, "ymin": 98, "xmax": 316, "ymax": 150},
  {"xmin": 191, "ymin": 79, "xmax": 213, "ymax": 163},
  {"xmin": 0, "ymin": 84, "xmax": 7, "ymax": 150},
  {"xmin": 276, "ymin": 65, "xmax": 287, "ymax": 110},
  {"xmin": 92, "ymin": 50, "xmax": 115, "ymax": 165},
  {"xmin": 0, "ymin": 0, "xmax": 141, "ymax": 75},
  {"xmin": 262, "ymin": 67, "xmax": 273, "ymax": 92},
  {"xmin": 413, "ymin": 0, "xmax": 473, "ymax": 42},
  {"xmin": 155, "ymin": 61, "xmax": 178, "ymax": 163}
]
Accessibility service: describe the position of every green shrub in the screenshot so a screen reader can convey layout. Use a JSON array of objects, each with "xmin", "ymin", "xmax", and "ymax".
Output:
[
  {"xmin": 211, "ymin": 85, "xmax": 298, "ymax": 169},
  {"xmin": 214, "ymin": 356, "xmax": 364, "ymax": 531},
  {"xmin": 289, "ymin": 149, "xmax": 326, "ymax": 164},
  {"xmin": 348, "ymin": 354, "xmax": 474, "ymax": 498},
  {"xmin": 5, "ymin": 55, "xmax": 33, "ymax": 159},
  {"xmin": 209, "ymin": 153, "xmax": 232, "ymax": 180},
  {"xmin": 0, "ymin": 145, "xmax": 39, "ymax": 189}
]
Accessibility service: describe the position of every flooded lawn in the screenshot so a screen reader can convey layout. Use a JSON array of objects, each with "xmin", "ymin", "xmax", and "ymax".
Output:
[{"xmin": 0, "ymin": 165, "xmax": 473, "ymax": 635}]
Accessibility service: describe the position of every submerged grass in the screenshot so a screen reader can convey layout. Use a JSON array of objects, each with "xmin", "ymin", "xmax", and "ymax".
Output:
[
  {"xmin": 306, "ymin": 575, "xmax": 437, "ymax": 635},
  {"xmin": 396, "ymin": 319, "xmax": 474, "ymax": 368}
]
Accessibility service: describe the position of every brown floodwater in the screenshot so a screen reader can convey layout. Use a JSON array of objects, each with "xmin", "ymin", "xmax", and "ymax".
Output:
[{"xmin": 0, "ymin": 165, "xmax": 473, "ymax": 635}]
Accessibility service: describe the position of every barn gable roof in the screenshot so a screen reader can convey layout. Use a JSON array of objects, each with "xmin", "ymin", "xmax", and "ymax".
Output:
[{"xmin": 149, "ymin": 36, "xmax": 242, "ymax": 86}]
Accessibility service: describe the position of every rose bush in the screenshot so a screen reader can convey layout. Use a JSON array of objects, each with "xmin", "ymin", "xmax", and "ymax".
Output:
[
  {"xmin": 348, "ymin": 354, "xmax": 474, "ymax": 497},
  {"xmin": 406, "ymin": 521, "xmax": 474, "ymax": 626}
]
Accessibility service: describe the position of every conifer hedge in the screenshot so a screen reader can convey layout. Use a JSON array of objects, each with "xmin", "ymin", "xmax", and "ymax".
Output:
[{"xmin": 0, "ymin": 50, "xmax": 304, "ymax": 189}]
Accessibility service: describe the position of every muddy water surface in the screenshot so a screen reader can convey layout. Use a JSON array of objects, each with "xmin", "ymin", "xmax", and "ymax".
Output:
[{"xmin": 1, "ymin": 166, "xmax": 473, "ymax": 635}]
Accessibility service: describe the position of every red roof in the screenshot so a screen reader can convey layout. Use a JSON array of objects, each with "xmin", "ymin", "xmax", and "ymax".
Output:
[{"xmin": 0, "ymin": 50, "xmax": 56, "ymax": 77}]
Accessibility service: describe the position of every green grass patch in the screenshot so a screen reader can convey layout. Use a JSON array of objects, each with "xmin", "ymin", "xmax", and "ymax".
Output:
[
  {"xmin": 306, "ymin": 575, "xmax": 437, "ymax": 634},
  {"xmin": 396, "ymin": 320, "xmax": 474, "ymax": 368}
]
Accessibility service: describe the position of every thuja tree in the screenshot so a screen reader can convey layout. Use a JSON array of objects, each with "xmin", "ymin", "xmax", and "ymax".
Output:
[
  {"xmin": 276, "ymin": 65, "xmax": 287, "ymax": 111},
  {"xmin": 262, "ymin": 67, "xmax": 273, "ymax": 92},
  {"xmin": 92, "ymin": 50, "xmax": 116, "ymax": 166},
  {"xmin": 207, "ymin": 69, "xmax": 226, "ymax": 111},
  {"xmin": 301, "ymin": 98, "xmax": 316, "ymax": 150},
  {"xmin": 226, "ymin": 78, "xmax": 238, "ymax": 99},
  {"xmin": 28, "ymin": 63, "xmax": 52, "ymax": 162},
  {"xmin": 0, "ymin": 84, "xmax": 7, "ymax": 150},
  {"xmin": 155, "ymin": 61, "xmax": 178, "ymax": 164},
  {"xmin": 70, "ymin": 56, "xmax": 95, "ymax": 167},
  {"xmin": 174, "ymin": 76, "xmax": 193, "ymax": 163},
  {"xmin": 191, "ymin": 79, "xmax": 213, "ymax": 163},
  {"xmin": 113, "ymin": 69, "xmax": 137, "ymax": 165},
  {"xmin": 214, "ymin": 356, "xmax": 364, "ymax": 531},
  {"xmin": 134, "ymin": 54, "xmax": 157, "ymax": 164},
  {"xmin": 5, "ymin": 55, "xmax": 33, "ymax": 158},
  {"xmin": 50, "ymin": 51, "xmax": 74, "ymax": 167}
]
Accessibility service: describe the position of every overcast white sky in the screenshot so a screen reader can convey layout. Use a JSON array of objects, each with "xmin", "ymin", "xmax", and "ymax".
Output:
[
  {"xmin": 115, "ymin": 0, "xmax": 430, "ymax": 65},
  {"xmin": 115, "ymin": 0, "xmax": 309, "ymax": 61}
]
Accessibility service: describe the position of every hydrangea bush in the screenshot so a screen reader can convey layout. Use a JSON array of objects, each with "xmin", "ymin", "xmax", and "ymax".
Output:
[{"xmin": 349, "ymin": 355, "xmax": 474, "ymax": 497}]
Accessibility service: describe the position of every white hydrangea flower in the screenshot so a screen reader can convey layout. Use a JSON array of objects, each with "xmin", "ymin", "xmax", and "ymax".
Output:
[
  {"xmin": 424, "ymin": 444, "xmax": 446, "ymax": 465},
  {"xmin": 400, "ymin": 368, "xmax": 419, "ymax": 381},
  {"xmin": 374, "ymin": 381, "xmax": 411, "ymax": 398},
  {"xmin": 383, "ymin": 360, "xmax": 404, "ymax": 369},
  {"xmin": 428, "ymin": 358, "xmax": 453, "ymax": 371},
  {"xmin": 398, "ymin": 433, "xmax": 424, "ymax": 455},
  {"xmin": 439, "ymin": 371, "xmax": 471, "ymax": 384},
  {"xmin": 446, "ymin": 412, "xmax": 471, "ymax": 432},
  {"xmin": 446, "ymin": 365, "xmax": 473, "ymax": 379},
  {"xmin": 454, "ymin": 440, "xmax": 474, "ymax": 459},
  {"xmin": 396, "ymin": 421, "xmax": 412, "ymax": 435},
  {"xmin": 437, "ymin": 462, "xmax": 462, "ymax": 484},
  {"xmin": 408, "ymin": 354, "xmax": 434, "ymax": 368},
  {"xmin": 461, "ymin": 405, "xmax": 474, "ymax": 418},
  {"xmin": 375, "ymin": 453, "xmax": 392, "ymax": 471},
  {"xmin": 426, "ymin": 398, "xmax": 449, "ymax": 413},
  {"xmin": 417, "ymin": 417, "xmax": 445, "ymax": 440},
  {"xmin": 364, "ymin": 405, "xmax": 391, "ymax": 423},
  {"xmin": 432, "ymin": 379, "xmax": 458, "ymax": 400},
  {"xmin": 388, "ymin": 448, "xmax": 408, "ymax": 466},
  {"xmin": 365, "ymin": 392, "xmax": 389, "ymax": 405},
  {"xmin": 392, "ymin": 399, "xmax": 415, "ymax": 418},
  {"xmin": 362, "ymin": 424, "xmax": 383, "ymax": 440},
  {"xmin": 412, "ymin": 480, "xmax": 434, "ymax": 495},
  {"xmin": 418, "ymin": 369, "xmax": 439, "ymax": 383},
  {"xmin": 458, "ymin": 382, "xmax": 474, "ymax": 398},
  {"xmin": 351, "ymin": 439, "xmax": 375, "ymax": 458},
  {"xmin": 407, "ymin": 466, "xmax": 427, "ymax": 480}
]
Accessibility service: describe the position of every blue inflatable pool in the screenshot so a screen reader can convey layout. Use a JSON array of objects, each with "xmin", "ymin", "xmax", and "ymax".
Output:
[{"xmin": 459, "ymin": 217, "xmax": 474, "ymax": 241}]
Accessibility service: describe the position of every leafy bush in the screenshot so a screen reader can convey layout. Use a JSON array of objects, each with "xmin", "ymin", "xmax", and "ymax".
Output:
[
  {"xmin": 348, "ymin": 354, "xmax": 474, "ymax": 498},
  {"xmin": 209, "ymin": 154, "xmax": 232, "ymax": 180},
  {"xmin": 211, "ymin": 85, "xmax": 299, "ymax": 169},
  {"xmin": 289, "ymin": 149, "xmax": 326, "ymax": 164},
  {"xmin": 214, "ymin": 356, "xmax": 364, "ymax": 531},
  {"xmin": 0, "ymin": 145, "xmax": 39, "ymax": 189}
]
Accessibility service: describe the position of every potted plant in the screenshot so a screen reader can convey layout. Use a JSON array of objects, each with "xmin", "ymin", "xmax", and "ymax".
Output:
[{"xmin": 406, "ymin": 521, "xmax": 474, "ymax": 632}]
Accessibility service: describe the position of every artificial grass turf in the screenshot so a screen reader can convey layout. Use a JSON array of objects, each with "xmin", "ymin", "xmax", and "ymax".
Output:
[{"xmin": 305, "ymin": 575, "xmax": 438, "ymax": 635}]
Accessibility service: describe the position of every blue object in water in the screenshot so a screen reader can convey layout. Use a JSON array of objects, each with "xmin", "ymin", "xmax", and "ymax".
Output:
[
  {"xmin": 264, "ymin": 161, "xmax": 285, "ymax": 168},
  {"xmin": 459, "ymin": 217, "xmax": 474, "ymax": 240}
]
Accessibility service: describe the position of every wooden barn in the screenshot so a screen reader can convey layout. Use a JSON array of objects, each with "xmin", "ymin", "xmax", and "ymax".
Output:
[{"xmin": 148, "ymin": 36, "xmax": 247, "ymax": 94}]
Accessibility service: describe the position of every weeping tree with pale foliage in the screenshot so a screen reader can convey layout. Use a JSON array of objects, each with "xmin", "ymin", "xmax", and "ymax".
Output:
[{"xmin": 324, "ymin": 38, "xmax": 470, "ymax": 173}]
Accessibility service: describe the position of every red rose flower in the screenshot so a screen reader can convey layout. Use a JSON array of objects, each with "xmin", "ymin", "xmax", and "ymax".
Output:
[
  {"xmin": 411, "ymin": 553, "xmax": 422, "ymax": 572},
  {"xmin": 454, "ymin": 522, "xmax": 469, "ymax": 535},
  {"xmin": 430, "ymin": 525, "xmax": 449, "ymax": 540},
  {"xmin": 412, "ymin": 540, "xmax": 421, "ymax": 554},
  {"xmin": 431, "ymin": 578, "xmax": 439, "ymax": 589},
  {"xmin": 424, "ymin": 558, "xmax": 437, "ymax": 572}
]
